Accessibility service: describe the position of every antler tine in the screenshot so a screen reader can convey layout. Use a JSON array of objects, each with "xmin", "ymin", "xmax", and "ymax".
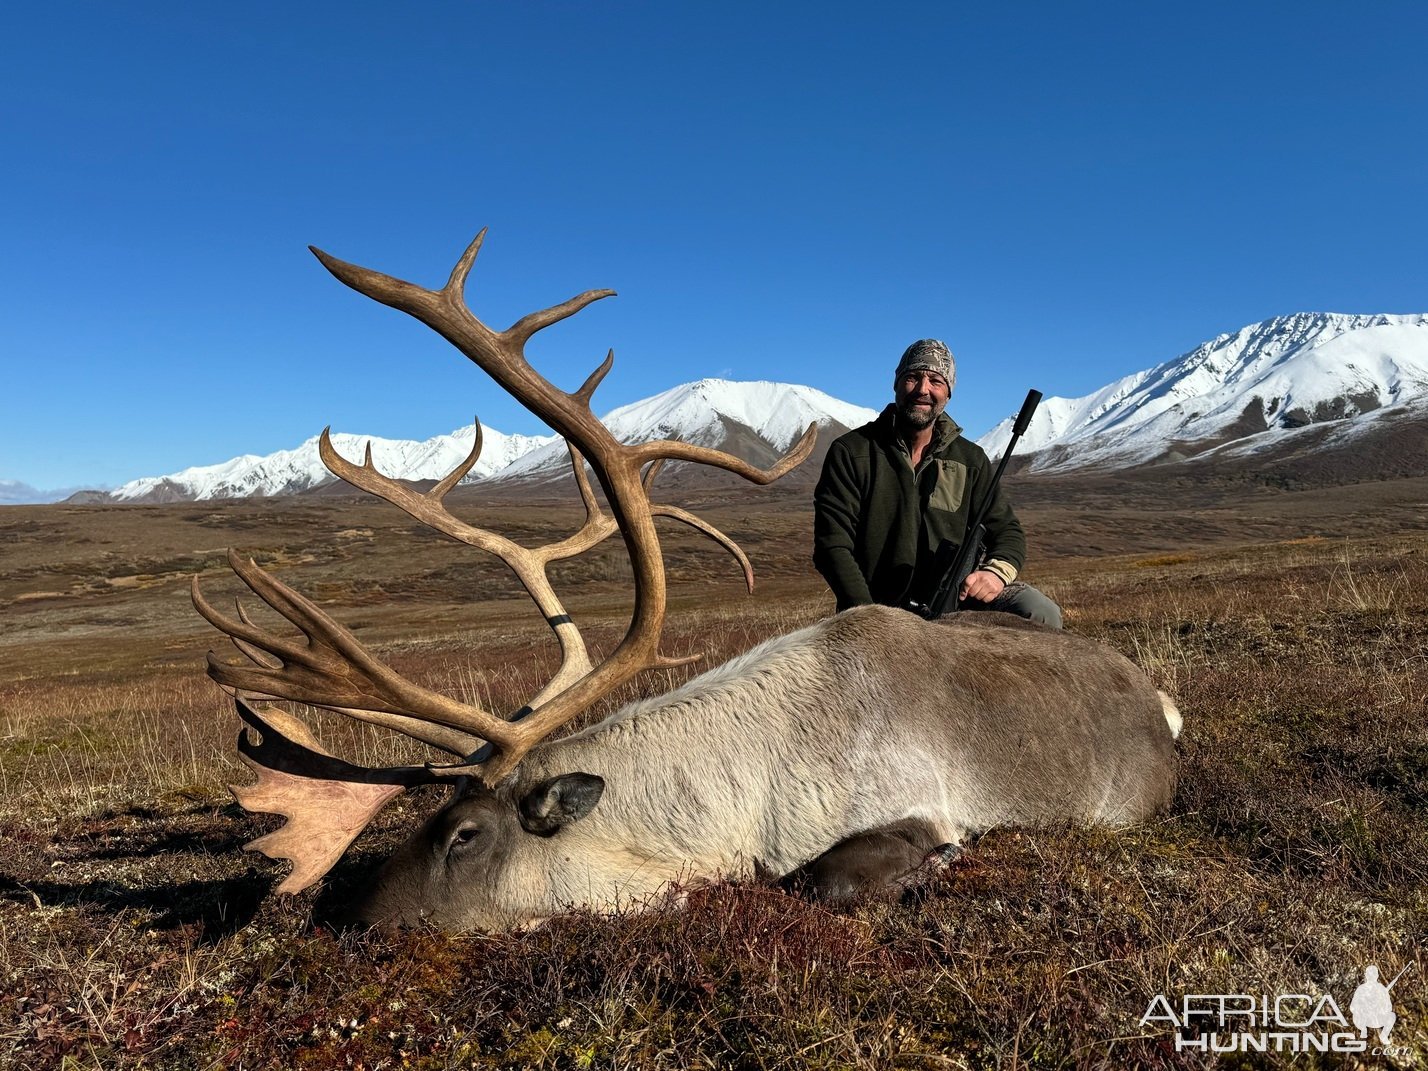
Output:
[
  {"xmin": 629, "ymin": 446, "xmax": 749, "ymax": 588},
  {"xmin": 573, "ymin": 350, "xmax": 615, "ymax": 407},
  {"xmin": 506, "ymin": 295, "xmax": 618, "ymax": 348},
  {"xmin": 642, "ymin": 457, "xmax": 668, "ymax": 491},
  {"xmin": 651, "ymin": 505, "xmax": 754, "ymax": 593},
  {"xmin": 441, "ymin": 228, "xmax": 487, "ymax": 299},
  {"xmin": 567, "ymin": 441, "xmax": 604, "ymax": 521},
  {"xmin": 631, "ymin": 421, "xmax": 820, "ymax": 483},
  {"xmin": 320, "ymin": 426, "xmax": 535, "ymax": 564},
  {"xmin": 232, "ymin": 600, "xmax": 283, "ymax": 668},
  {"xmin": 604, "ymin": 448, "xmax": 751, "ymax": 590},
  {"xmin": 430, "ymin": 419, "xmax": 484, "ymax": 500}
]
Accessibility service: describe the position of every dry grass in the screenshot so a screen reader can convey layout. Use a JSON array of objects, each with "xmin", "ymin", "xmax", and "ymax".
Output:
[{"xmin": 2, "ymin": 514, "xmax": 1427, "ymax": 1068}]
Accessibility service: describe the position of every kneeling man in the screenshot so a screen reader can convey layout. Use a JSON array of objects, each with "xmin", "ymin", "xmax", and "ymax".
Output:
[{"xmin": 813, "ymin": 339, "xmax": 1061, "ymax": 627}]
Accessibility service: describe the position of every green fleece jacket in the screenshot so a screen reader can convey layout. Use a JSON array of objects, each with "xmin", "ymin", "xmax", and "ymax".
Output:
[{"xmin": 812, "ymin": 406, "xmax": 1027, "ymax": 611}]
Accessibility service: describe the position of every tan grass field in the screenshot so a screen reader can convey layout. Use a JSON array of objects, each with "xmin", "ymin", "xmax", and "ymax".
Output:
[{"xmin": 1, "ymin": 487, "xmax": 1425, "ymax": 1069}]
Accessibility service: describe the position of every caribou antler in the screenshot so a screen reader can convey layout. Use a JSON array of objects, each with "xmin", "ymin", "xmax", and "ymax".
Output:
[{"xmin": 193, "ymin": 228, "xmax": 815, "ymax": 890}]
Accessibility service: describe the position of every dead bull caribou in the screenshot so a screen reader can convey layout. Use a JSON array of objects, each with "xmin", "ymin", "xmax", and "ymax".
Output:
[{"xmin": 193, "ymin": 230, "xmax": 1181, "ymax": 931}]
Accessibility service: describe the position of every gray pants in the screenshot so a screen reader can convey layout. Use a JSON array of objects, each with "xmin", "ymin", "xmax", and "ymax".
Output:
[{"xmin": 967, "ymin": 581, "xmax": 1063, "ymax": 629}]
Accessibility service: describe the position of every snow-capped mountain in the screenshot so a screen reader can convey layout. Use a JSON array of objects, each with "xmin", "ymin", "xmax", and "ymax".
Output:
[
  {"xmin": 977, "ymin": 313, "xmax": 1428, "ymax": 471},
  {"xmin": 495, "ymin": 379, "xmax": 877, "ymax": 481},
  {"xmin": 92, "ymin": 380, "xmax": 877, "ymax": 503},
  {"xmin": 107, "ymin": 426, "xmax": 555, "ymax": 503}
]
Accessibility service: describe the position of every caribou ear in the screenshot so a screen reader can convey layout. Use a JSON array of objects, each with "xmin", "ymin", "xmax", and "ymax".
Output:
[{"xmin": 518, "ymin": 773, "xmax": 605, "ymax": 836}]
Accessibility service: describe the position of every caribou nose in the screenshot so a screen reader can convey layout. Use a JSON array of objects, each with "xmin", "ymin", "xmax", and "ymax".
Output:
[{"xmin": 341, "ymin": 895, "xmax": 426, "ymax": 932}]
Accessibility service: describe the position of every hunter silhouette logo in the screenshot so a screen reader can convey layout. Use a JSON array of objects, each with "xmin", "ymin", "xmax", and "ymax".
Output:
[
  {"xmin": 1350, "ymin": 965, "xmax": 1405, "ymax": 1046},
  {"xmin": 1140, "ymin": 962, "xmax": 1415, "ymax": 1056}
]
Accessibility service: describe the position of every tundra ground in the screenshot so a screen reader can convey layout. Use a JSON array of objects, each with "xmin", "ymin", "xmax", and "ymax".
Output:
[{"xmin": 1, "ymin": 493, "xmax": 1425, "ymax": 1070}]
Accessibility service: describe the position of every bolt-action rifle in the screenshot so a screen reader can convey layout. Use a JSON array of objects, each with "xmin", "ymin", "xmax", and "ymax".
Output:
[{"xmin": 913, "ymin": 388, "xmax": 1042, "ymax": 620}]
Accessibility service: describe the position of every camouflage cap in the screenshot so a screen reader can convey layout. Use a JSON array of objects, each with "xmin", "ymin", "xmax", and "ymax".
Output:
[{"xmin": 895, "ymin": 339, "xmax": 955, "ymax": 388}]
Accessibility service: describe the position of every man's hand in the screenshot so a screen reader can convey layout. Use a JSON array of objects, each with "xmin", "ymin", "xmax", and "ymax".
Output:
[{"xmin": 959, "ymin": 569, "xmax": 1006, "ymax": 604}]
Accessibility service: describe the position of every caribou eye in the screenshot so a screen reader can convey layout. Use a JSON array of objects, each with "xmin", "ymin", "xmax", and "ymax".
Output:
[{"xmin": 446, "ymin": 823, "xmax": 482, "ymax": 853}]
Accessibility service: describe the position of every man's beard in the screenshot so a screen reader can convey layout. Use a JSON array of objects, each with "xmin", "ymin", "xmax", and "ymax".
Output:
[{"xmin": 896, "ymin": 398, "xmax": 943, "ymax": 430}]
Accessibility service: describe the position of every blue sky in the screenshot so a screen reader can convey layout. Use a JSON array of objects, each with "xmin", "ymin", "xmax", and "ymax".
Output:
[{"xmin": 4, "ymin": 2, "xmax": 1426, "ymax": 491}]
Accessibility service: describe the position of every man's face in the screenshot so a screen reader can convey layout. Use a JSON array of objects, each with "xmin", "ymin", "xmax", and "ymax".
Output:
[{"xmin": 894, "ymin": 369, "xmax": 950, "ymax": 430}]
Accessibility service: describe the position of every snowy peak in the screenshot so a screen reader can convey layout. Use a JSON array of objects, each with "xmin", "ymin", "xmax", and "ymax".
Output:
[
  {"xmin": 978, "ymin": 312, "xmax": 1428, "ymax": 470},
  {"xmin": 497, "ymin": 379, "xmax": 877, "ymax": 480},
  {"xmin": 611, "ymin": 378, "xmax": 869, "ymax": 450}
]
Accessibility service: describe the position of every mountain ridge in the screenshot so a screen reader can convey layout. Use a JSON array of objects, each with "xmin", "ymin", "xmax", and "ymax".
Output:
[
  {"xmin": 78, "ymin": 381, "xmax": 879, "ymax": 504},
  {"xmin": 13, "ymin": 312, "xmax": 1427, "ymax": 505},
  {"xmin": 979, "ymin": 312, "xmax": 1428, "ymax": 471}
]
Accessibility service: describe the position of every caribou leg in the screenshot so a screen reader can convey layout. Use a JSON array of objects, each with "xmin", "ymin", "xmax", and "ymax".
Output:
[{"xmin": 779, "ymin": 820, "xmax": 962, "ymax": 904}]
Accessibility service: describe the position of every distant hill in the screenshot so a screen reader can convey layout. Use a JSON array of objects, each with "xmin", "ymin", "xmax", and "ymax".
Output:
[
  {"xmin": 0, "ymin": 480, "xmax": 103, "ymax": 506},
  {"xmin": 102, "ymin": 426, "xmax": 555, "ymax": 503}
]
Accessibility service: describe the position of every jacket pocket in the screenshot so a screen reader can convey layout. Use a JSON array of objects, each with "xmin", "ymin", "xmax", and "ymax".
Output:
[{"xmin": 928, "ymin": 460, "xmax": 967, "ymax": 513}]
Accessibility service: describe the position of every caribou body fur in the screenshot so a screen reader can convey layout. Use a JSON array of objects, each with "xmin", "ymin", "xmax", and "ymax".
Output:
[{"xmin": 355, "ymin": 605, "xmax": 1180, "ymax": 931}]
